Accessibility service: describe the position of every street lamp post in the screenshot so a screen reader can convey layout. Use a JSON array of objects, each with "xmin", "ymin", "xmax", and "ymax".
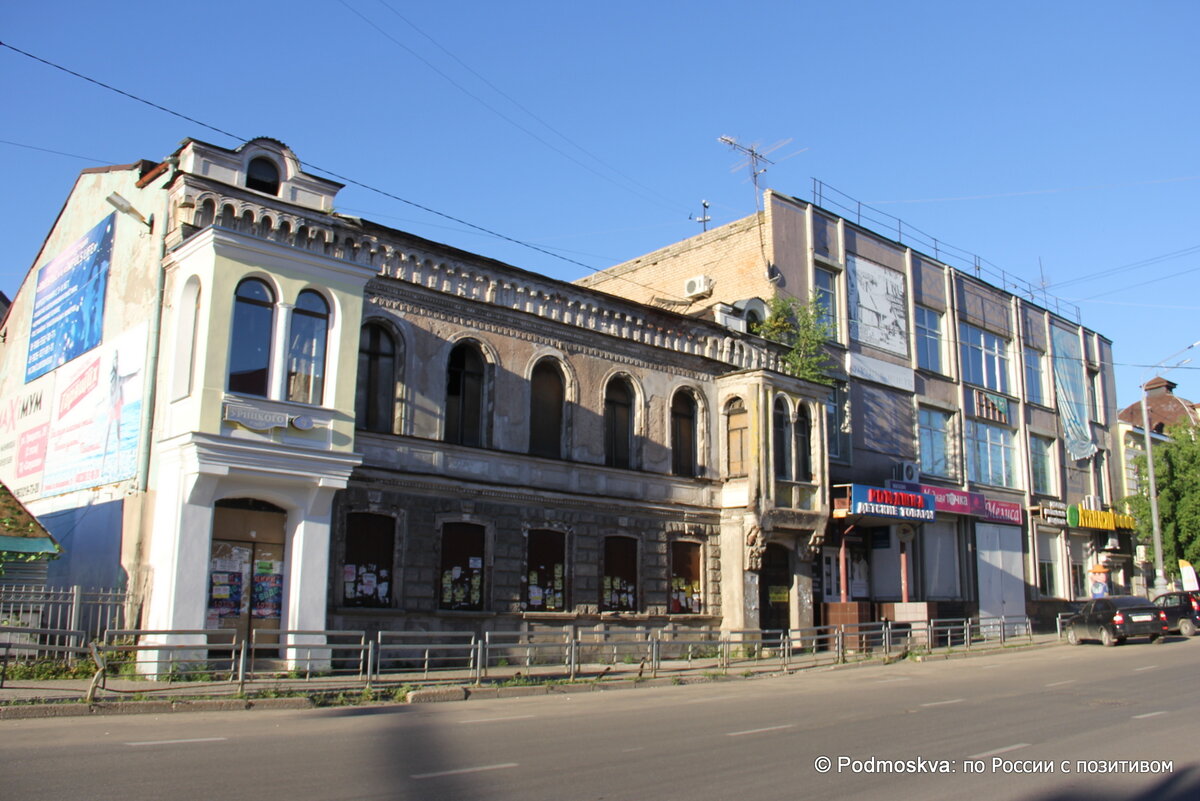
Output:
[{"xmin": 1141, "ymin": 340, "xmax": 1200, "ymax": 596}]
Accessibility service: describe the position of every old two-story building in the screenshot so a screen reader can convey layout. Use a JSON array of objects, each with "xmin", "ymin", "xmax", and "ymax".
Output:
[
  {"xmin": 0, "ymin": 137, "xmax": 833, "ymax": 659},
  {"xmin": 579, "ymin": 185, "xmax": 1131, "ymax": 629}
]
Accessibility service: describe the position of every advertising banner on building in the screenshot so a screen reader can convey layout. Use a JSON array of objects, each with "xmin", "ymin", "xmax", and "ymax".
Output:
[
  {"xmin": 847, "ymin": 254, "xmax": 908, "ymax": 356},
  {"xmin": 1050, "ymin": 325, "xmax": 1098, "ymax": 461},
  {"xmin": 1, "ymin": 324, "xmax": 146, "ymax": 500},
  {"xmin": 25, "ymin": 214, "xmax": 115, "ymax": 383},
  {"xmin": 849, "ymin": 484, "xmax": 936, "ymax": 522}
]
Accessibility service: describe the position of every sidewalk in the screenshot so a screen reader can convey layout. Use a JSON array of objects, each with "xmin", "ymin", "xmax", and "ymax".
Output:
[{"xmin": 0, "ymin": 633, "xmax": 1065, "ymax": 719}]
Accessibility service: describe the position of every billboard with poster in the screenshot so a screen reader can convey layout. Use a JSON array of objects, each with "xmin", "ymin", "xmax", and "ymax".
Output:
[{"xmin": 25, "ymin": 214, "xmax": 115, "ymax": 383}]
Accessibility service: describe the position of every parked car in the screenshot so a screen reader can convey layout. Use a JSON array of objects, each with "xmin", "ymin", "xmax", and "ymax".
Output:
[
  {"xmin": 1152, "ymin": 591, "xmax": 1200, "ymax": 637},
  {"xmin": 1065, "ymin": 596, "xmax": 1168, "ymax": 646}
]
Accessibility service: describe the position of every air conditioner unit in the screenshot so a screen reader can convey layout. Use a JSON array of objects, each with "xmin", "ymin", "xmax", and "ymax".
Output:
[
  {"xmin": 1082, "ymin": 494, "xmax": 1103, "ymax": 511},
  {"xmin": 893, "ymin": 460, "xmax": 920, "ymax": 483},
  {"xmin": 683, "ymin": 275, "xmax": 714, "ymax": 299}
]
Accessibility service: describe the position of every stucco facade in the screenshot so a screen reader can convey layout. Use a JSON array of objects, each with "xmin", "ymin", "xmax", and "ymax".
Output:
[{"xmin": 0, "ymin": 138, "xmax": 832, "ymax": 661}]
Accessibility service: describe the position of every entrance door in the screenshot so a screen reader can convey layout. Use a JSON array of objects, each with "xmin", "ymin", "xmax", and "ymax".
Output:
[
  {"xmin": 759, "ymin": 544, "xmax": 793, "ymax": 632},
  {"xmin": 206, "ymin": 501, "xmax": 286, "ymax": 647},
  {"xmin": 976, "ymin": 523, "xmax": 1025, "ymax": 619}
]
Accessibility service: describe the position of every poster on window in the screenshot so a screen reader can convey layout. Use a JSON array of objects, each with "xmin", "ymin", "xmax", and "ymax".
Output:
[{"xmin": 26, "ymin": 214, "xmax": 115, "ymax": 382}]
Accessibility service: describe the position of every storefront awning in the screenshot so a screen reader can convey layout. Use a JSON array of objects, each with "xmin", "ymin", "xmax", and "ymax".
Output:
[{"xmin": 0, "ymin": 483, "xmax": 60, "ymax": 559}]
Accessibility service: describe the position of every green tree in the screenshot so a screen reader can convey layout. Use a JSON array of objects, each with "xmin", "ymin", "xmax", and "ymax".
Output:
[
  {"xmin": 751, "ymin": 294, "xmax": 835, "ymax": 384},
  {"xmin": 1126, "ymin": 423, "xmax": 1200, "ymax": 577}
]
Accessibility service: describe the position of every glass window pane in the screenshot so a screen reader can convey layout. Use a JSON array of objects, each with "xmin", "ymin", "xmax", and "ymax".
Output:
[
  {"xmin": 228, "ymin": 279, "xmax": 274, "ymax": 396},
  {"xmin": 440, "ymin": 523, "xmax": 485, "ymax": 611},
  {"xmin": 669, "ymin": 541, "xmax": 702, "ymax": 614},
  {"xmin": 343, "ymin": 513, "xmax": 394, "ymax": 608}
]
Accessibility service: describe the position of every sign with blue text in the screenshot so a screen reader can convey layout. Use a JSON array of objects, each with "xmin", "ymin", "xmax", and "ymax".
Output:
[{"xmin": 25, "ymin": 214, "xmax": 115, "ymax": 382}]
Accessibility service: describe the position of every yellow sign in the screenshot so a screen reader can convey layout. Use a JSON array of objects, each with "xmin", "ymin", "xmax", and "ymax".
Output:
[{"xmin": 1066, "ymin": 505, "xmax": 1135, "ymax": 531}]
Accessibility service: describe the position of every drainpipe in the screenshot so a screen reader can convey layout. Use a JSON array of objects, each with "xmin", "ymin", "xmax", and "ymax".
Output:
[{"xmin": 128, "ymin": 158, "xmax": 176, "ymax": 620}]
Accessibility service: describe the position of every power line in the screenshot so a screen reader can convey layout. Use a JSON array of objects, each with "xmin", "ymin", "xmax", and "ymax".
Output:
[
  {"xmin": 0, "ymin": 138, "xmax": 115, "ymax": 165},
  {"xmin": 339, "ymin": 1, "xmax": 686, "ymax": 216},
  {"xmin": 0, "ymin": 40, "xmax": 695, "ymax": 304},
  {"xmin": 371, "ymin": 1, "xmax": 684, "ymax": 213}
]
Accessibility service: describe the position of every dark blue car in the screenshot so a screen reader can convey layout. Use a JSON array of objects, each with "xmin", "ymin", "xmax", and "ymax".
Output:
[{"xmin": 1065, "ymin": 596, "xmax": 1167, "ymax": 646}]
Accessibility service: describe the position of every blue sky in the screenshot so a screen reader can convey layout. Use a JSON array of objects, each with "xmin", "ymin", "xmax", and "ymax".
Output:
[{"xmin": 2, "ymin": 1, "xmax": 1198, "ymax": 408}]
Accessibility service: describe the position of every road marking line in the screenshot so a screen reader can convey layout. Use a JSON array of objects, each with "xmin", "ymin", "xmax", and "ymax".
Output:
[
  {"xmin": 979, "ymin": 664, "xmax": 1001, "ymax": 670},
  {"xmin": 1134, "ymin": 665, "xmax": 1158, "ymax": 672},
  {"xmin": 874, "ymin": 677, "xmax": 912, "ymax": 684},
  {"xmin": 459, "ymin": 715, "xmax": 535, "ymax": 724},
  {"xmin": 727, "ymin": 724, "xmax": 795, "ymax": 737},
  {"xmin": 412, "ymin": 763, "xmax": 519, "ymax": 780},
  {"xmin": 921, "ymin": 698, "xmax": 964, "ymax": 707},
  {"xmin": 1045, "ymin": 680, "xmax": 1075, "ymax": 687},
  {"xmin": 125, "ymin": 737, "xmax": 228, "ymax": 747},
  {"xmin": 1133, "ymin": 711, "xmax": 1167, "ymax": 719},
  {"xmin": 969, "ymin": 743, "xmax": 1030, "ymax": 759},
  {"xmin": 682, "ymin": 694, "xmax": 737, "ymax": 703}
]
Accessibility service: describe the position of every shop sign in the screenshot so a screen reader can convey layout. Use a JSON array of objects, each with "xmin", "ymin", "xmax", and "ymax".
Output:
[
  {"xmin": 889, "ymin": 480, "xmax": 976, "ymax": 515},
  {"xmin": 982, "ymin": 498, "xmax": 1023, "ymax": 525},
  {"xmin": 849, "ymin": 484, "xmax": 936, "ymax": 522},
  {"xmin": 1036, "ymin": 500, "xmax": 1069, "ymax": 526},
  {"xmin": 223, "ymin": 403, "xmax": 289, "ymax": 431},
  {"xmin": 1067, "ymin": 505, "xmax": 1135, "ymax": 531}
]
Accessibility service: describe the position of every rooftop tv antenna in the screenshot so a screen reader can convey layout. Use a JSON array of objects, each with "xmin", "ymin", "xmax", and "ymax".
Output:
[
  {"xmin": 689, "ymin": 199, "xmax": 711, "ymax": 231},
  {"xmin": 718, "ymin": 136, "xmax": 807, "ymax": 211}
]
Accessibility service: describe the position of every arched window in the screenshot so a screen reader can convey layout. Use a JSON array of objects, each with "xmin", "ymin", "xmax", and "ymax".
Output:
[
  {"xmin": 228, "ymin": 278, "xmax": 275, "ymax": 397},
  {"xmin": 445, "ymin": 342, "xmax": 486, "ymax": 447},
  {"xmin": 194, "ymin": 198, "xmax": 215, "ymax": 229},
  {"xmin": 795, "ymin": 405, "xmax": 812, "ymax": 481},
  {"xmin": 356, "ymin": 323, "xmax": 397, "ymax": 433},
  {"xmin": 671, "ymin": 390, "xmax": 698, "ymax": 477},
  {"xmin": 604, "ymin": 377, "xmax": 634, "ymax": 469},
  {"xmin": 726, "ymin": 397, "xmax": 749, "ymax": 477},
  {"xmin": 773, "ymin": 397, "xmax": 792, "ymax": 481},
  {"xmin": 529, "ymin": 359, "xmax": 565, "ymax": 459},
  {"xmin": 286, "ymin": 290, "xmax": 330, "ymax": 405},
  {"xmin": 171, "ymin": 276, "xmax": 202, "ymax": 400},
  {"xmin": 246, "ymin": 157, "xmax": 281, "ymax": 195}
]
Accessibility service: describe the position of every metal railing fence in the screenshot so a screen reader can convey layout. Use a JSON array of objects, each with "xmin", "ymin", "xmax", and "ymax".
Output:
[
  {"xmin": 0, "ymin": 584, "xmax": 127, "ymax": 642},
  {"xmin": 0, "ymin": 614, "xmax": 1040, "ymax": 702}
]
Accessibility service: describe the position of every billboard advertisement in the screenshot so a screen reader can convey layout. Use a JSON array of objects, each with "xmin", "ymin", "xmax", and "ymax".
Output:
[{"xmin": 25, "ymin": 213, "xmax": 115, "ymax": 382}]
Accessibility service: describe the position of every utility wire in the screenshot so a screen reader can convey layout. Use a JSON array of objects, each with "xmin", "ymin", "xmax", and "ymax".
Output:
[
  {"xmin": 341, "ymin": 1, "xmax": 685, "ymax": 216},
  {"xmin": 373, "ymin": 0, "xmax": 684, "ymax": 213},
  {"xmin": 0, "ymin": 40, "xmax": 695, "ymax": 303}
]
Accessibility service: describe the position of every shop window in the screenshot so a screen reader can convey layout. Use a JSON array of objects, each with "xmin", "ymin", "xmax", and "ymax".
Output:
[
  {"xmin": 286, "ymin": 289, "xmax": 329, "ymax": 405},
  {"xmin": 529, "ymin": 359, "xmax": 565, "ymax": 459},
  {"xmin": 439, "ymin": 522, "xmax": 486, "ymax": 611},
  {"xmin": 445, "ymin": 342, "xmax": 486, "ymax": 447},
  {"xmin": 342, "ymin": 513, "xmax": 394, "ymax": 608},
  {"xmin": 670, "ymin": 389, "xmax": 698, "ymax": 477},
  {"xmin": 228, "ymin": 278, "xmax": 275, "ymax": 397},
  {"xmin": 726, "ymin": 397, "xmax": 748, "ymax": 477},
  {"xmin": 1037, "ymin": 530, "xmax": 1061, "ymax": 598},
  {"xmin": 669, "ymin": 540, "xmax": 702, "ymax": 614},
  {"xmin": 602, "ymin": 536, "xmax": 638, "ymax": 612},
  {"xmin": 246, "ymin": 157, "xmax": 280, "ymax": 195},
  {"xmin": 604, "ymin": 376, "xmax": 633, "ymax": 469},
  {"xmin": 773, "ymin": 396, "xmax": 792, "ymax": 480},
  {"xmin": 524, "ymin": 529, "xmax": 567, "ymax": 612},
  {"xmin": 356, "ymin": 323, "xmax": 397, "ymax": 433}
]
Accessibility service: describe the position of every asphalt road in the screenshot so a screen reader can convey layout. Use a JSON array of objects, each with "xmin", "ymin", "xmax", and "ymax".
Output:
[{"xmin": 4, "ymin": 638, "xmax": 1199, "ymax": 801}]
